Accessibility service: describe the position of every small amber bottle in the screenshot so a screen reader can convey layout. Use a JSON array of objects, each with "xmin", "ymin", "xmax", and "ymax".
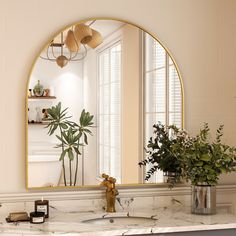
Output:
[{"xmin": 35, "ymin": 199, "xmax": 49, "ymax": 218}]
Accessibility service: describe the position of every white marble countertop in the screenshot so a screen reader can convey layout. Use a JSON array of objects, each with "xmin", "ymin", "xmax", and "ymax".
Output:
[{"xmin": 1, "ymin": 204, "xmax": 236, "ymax": 236}]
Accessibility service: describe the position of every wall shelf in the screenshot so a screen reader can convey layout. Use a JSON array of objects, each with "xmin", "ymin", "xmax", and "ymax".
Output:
[
  {"xmin": 28, "ymin": 122, "xmax": 48, "ymax": 125},
  {"xmin": 28, "ymin": 96, "xmax": 56, "ymax": 100}
]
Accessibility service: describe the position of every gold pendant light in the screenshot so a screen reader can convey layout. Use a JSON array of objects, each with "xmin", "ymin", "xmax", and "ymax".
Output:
[
  {"xmin": 87, "ymin": 29, "xmax": 103, "ymax": 49},
  {"xmin": 40, "ymin": 21, "xmax": 103, "ymax": 68},
  {"xmin": 56, "ymin": 55, "xmax": 68, "ymax": 68},
  {"xmin": 74, "ymin": 23, "xmax": 92, "ymax": 44},
  {"xmin": 65, "ymin": 30, "xmax": 80, "ymax": 52}
]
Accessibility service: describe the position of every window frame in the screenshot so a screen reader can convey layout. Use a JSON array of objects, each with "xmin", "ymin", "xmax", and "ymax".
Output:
[
  {"xmin": 142, "ymin": 32, "xmax": 184, "ymax": 183},
  {"xmin": 97, "ymin": 38, "xmax": 122, "ymax": 182}
]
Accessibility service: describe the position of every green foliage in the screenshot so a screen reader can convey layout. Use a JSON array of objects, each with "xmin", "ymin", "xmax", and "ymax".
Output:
[
  {"xmin": 45, "ymin": 103, "xmax": 94, "ymax": 186},
  {"xmin": 46, "ymin": 102, "xmax": 75, "ymax": 136},
  {"xmin": 139, "ymin": 123, "xmax": 186, "ymax": 181},
  {"xmin": 77, "ymin": 109, "xmax": 94, "ymax": 145},
  {"xmin": 181, "ymin": 123, "xmax": 236, "ymax": 186},
  {"xmin": 139, "ymin": 122, "xmax": 236, "ymax": 187},
  {"xmin": 56, "ymin": 110, "xmax": 94, "ymax": 162},
  {"xmin": 56, "ymin": 128, "xmax": 81, "ymax": 161}
]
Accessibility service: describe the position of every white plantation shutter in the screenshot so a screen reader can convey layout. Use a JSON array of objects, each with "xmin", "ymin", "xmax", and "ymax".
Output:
[
  {"xmin": 168, "ymin": 57, "xmax": 182, "ymax": 127},
  {"xmin": 144, "ymin": 33, "xmax": 182, "ymax": 183},
  {"xmin": 145, "ymin": 36, "xmax": 166, "ymax": 146},
  {"xmin": 98, "ymin": 42, "xmax": 121, "ymax": 183}
]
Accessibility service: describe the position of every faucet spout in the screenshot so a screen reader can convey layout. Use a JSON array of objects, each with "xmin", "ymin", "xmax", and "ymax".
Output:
[{"xmin": 100, "ymin": 173, "xmax": 119, "ymax": 213}]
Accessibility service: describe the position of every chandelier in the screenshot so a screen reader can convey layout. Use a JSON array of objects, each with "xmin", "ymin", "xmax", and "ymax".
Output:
[{"xmin": 40, "ymin": 21, "xmax": 103, "ymax": 68}]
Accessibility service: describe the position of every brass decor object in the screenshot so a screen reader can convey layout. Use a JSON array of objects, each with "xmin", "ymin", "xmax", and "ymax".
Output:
[
  {"xmin": 33, "ymin": 80, "xmax": 44, "ymax": 97},
  {"xmin": 100, "ymin": 173, "xmax": 119, "ymax": 213},
  {"xmin": 40, "ymin": 21, "xmax": 103, "ymax": 68}
]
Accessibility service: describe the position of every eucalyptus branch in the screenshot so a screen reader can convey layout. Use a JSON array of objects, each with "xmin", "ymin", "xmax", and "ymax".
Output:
[{"xmin": 181, "ymin": 123, "xmax": 236, "ymax": 185}]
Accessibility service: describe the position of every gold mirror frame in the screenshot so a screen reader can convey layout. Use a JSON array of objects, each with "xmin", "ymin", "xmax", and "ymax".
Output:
[{"xmin": 25, "ymin": 17, "xmax": 185, "ymax": 190}]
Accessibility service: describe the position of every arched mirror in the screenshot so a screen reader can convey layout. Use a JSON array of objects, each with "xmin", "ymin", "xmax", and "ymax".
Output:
[{"xmin": 26, "ymin": 18, "xmax": 184, "ymax": 189}]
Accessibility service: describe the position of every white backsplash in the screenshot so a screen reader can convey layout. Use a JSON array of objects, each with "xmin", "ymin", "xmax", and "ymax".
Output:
[
  {"xmin": 0, "ymin": 186, "xmax": 235, "ymax": 235},
  {"xmin": 0, "ymin": 185, "xmax": 235, "ymax": 217}
]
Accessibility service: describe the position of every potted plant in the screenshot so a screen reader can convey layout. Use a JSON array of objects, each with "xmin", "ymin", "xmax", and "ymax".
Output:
[
  {"xmin": 180, "ymin": 123, "xmax": 236, "ymax": 214},
  {"xmin": 46, "ymin": 102, "xmax": 94, "ymax": 186},
  {"xmin": 139, "ymin": 123, "xmax": 186, "ymax": 187}
]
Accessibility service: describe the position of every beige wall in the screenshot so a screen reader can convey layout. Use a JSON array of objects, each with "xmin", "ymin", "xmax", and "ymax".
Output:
[
  {"xmin": 0, "ymin": 0, "xmax": 236, "ymax": 193},
  {"xmin": 122, "ymin": 24, "xmax": 141, "ymax": 183}
]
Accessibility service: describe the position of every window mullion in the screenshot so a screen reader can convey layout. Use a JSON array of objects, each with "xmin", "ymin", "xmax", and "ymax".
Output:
[
  {"xmin": 165, "ymin": 53, "xmax": 169, "ymax": 126},
  {"xmin": 109, "ymin": 48, "xmax": 111, "ymax": 175}
]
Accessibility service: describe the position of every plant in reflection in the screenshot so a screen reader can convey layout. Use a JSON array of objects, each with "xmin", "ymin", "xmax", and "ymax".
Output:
[
  {"xmin": 46, "ymin": 102, "xmax": 74, "ymax": 186},
  {"xmin": 46, "ymin": 102, "xmax": 94, "ymax": 186},
  {"xmin": 139, "ymin": 123, "xmax": 186, "ymax": 187}
]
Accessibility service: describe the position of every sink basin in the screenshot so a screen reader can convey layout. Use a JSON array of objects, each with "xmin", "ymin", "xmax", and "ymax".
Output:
[{"xmin": 82, "ymin": 216, "xmax": 157, "ymax": 226}]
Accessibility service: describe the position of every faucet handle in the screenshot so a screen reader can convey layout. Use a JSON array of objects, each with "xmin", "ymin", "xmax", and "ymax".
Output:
[{"xmin": 101, "ymin": 173, "xmax": 109, "ymax": 179}]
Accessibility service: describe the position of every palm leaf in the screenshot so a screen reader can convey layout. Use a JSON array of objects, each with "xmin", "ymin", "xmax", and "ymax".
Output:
[
  {"xmin": 59, "ymin": 149, "xmax": 67, "ymax": 161},
  {"xmin": 60, "ymin": 123, "xmax": 68, "ymax": 130},
  {"xmin": 56, "ymin": 135, "xmax": 64, "ymax": 143},
  {"xmin": 84, "ymin": 133, "xmax": 88, "ymax": 145},
  {"xmin": 74, "ymin": 147, "xmax": 81, "ymax": 155},
  {"xmin": 68, "ymin": 148, "xmax": 74, "ymax": 161}
]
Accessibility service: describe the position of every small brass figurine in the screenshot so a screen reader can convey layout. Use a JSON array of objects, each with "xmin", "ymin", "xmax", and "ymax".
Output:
[{"xmin": 100, "ymin": 173, "xmax": 119, "ymax": 213}]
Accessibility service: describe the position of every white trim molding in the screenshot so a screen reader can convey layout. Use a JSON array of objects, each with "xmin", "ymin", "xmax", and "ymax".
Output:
[{"xmin": 0, "ymin": 184, "xmax": 236, "ymax": 203}]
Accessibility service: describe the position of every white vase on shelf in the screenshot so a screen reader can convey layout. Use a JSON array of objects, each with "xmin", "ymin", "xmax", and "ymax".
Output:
[{"xmin": 35, "ymin": 107, "xmax": 42, "ymax": 123}]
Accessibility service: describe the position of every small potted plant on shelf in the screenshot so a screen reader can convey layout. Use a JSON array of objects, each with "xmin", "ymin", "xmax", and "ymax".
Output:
[
  {"xmin": 139, "ymin": 123, "xmax": 186, "ymax": 187},
  {"xmin": 180, "ymin": 123, "xmax": 236, "ymax": 215},
  {"xmin": 46, "ymin": 102, "xmax": 94, "ymax": 186}
]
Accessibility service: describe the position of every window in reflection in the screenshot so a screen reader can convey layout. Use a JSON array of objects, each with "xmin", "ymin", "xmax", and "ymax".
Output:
[
  {"xmin": 98, "ymin": 41, "xmax": 122, "ymax": 183},
  {"xmin": 144, "ymin": 33, "xmax": 182, "ymax": 183}
]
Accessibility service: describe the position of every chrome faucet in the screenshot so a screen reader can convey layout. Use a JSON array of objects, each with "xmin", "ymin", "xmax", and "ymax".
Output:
[{"xmin": 100, "ymin": 173, "xmax": 119, "ymax": 213}]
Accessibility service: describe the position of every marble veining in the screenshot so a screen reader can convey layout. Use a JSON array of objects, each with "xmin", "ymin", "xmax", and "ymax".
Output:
[
  {"xmin": 0, "ymin": 196, "xmax": 236, "ymax": 235},
  {"xmin": 0, "ymin": 189, "xmax": 235, "ymax": 235},
  {"xmin": 116, "ymin": 197, "xmax": 134, "ymax": 210}
]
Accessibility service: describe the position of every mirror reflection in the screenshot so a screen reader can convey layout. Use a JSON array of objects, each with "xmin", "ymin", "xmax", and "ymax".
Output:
[{"xmin": 27, "ymin": 19, "xmax": 183, "ymax": 188}]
